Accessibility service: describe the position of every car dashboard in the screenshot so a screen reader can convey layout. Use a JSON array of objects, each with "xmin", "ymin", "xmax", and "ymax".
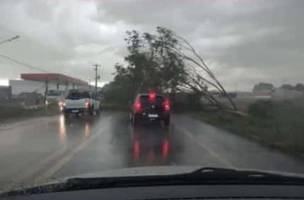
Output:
[{"xmin": 5, "ymin": 184, "xmax": 304, "ymax": 200}]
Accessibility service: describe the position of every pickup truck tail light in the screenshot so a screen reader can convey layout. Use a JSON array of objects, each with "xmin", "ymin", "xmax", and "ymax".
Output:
[
  {"xmin": 85, "ymin": 100, "xmax": 91, "ymax": 109},
  {"xmin": 58, "ymin": 100, "xmax": 65, "ymax": 111},
  {"xmin": 58, "ymin": 100, "xmax": 63, "ymax": 107}
]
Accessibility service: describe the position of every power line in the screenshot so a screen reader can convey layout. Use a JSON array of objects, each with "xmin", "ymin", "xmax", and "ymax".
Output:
[
  {"xmin": 0, "ymin": 53, "xmax": 91, "ymax": 88},
  {"xmin": 0, "ymin": 54, "xmax": 49, "ymax": 73},
  {"xmin": 0, "ymin": 35, "xmax": 20, "ymax": 46}
]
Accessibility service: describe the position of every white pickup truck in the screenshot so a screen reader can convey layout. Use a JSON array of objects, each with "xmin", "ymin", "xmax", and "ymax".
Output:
[{"xmin": 60, "ymin": 90, "xmax": 100, "ymax": 117}]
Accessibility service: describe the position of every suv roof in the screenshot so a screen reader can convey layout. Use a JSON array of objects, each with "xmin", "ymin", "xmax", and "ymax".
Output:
[{"xmin": 137, "ymin": 93, "xmax": 164, "ymax": 97}]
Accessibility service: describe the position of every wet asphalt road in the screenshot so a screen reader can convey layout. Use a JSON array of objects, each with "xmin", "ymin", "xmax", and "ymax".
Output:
[{"xmin": 1, "ymin": 111, "xmax": 304, "ymax": 191}]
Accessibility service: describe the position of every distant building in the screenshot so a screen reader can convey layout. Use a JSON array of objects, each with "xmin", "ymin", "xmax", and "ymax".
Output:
[
  {"xmin": 272, "ymin": 88, "xmax": 303, "ymax": 100},
  {"xmin": 10, "ymin": 79, "xmax": 50, "ymax": 96},
  {"xmin": 252, "ymin": 83, "xmax": 274, "ymax": 99},
  {"xmin": 235, "ymin": 92, "xmax": 254, "ymax": 99},
  {"xmin": 0, "ymin": 86, "xmax": 11, "ymax": 102},
  {"xmin": 9, "ymin": 73, "xmax": 90, "ymax": 99}
]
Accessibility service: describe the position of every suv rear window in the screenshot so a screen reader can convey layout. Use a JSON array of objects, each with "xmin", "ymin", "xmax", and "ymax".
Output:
[
  {"xmin": 139, "ymin": 95, "xmax": 164, "ymax": 106},
  {"xmin": 67, "ymin": 91, "xmax": 90, "ymax": 99}
]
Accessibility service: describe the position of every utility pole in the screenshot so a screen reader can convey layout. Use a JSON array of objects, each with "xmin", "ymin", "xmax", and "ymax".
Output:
[
  {"xmin": 44, "ymin": 79, "xmax": 49, "ymax": 105},
  {"xmin": 93, "ymin": 64, "xmax": 101, "ymax": 96}
]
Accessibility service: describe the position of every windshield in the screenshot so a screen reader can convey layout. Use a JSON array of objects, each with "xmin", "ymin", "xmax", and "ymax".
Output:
[{"xmin": 1, "ymin": 0, "xmax": 304, "ymax": 193}]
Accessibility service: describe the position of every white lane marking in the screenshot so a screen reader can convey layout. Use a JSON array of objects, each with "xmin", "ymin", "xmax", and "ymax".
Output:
[
  {"xmin": 34, "ymin": 136, "xmax": 92, "ymax": 183},
  {"xmin": 4, "ymin": 146, "xmax": 69, "ymax": 191},
  {"xmin": 34, "ymin": 116, "xmax": 113, "ymax": 183},
  {"xmin": 12, "ymin": 146, "xmax": 68, "ymax": 182},
  {"xmin": 0, "ymin": 116, "xmax": 57, "ymax": 131},
  {"xmin": 6, "ymin": 115, "xmax": 112, "ymax": 190},
  {"xmin": 178, "ymin": 127, "xmax": 235, "ymax": 168}
]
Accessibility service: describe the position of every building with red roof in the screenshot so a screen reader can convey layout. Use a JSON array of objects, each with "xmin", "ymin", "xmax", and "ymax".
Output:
[{"xmin": 9, "ymin": 73, "xmax": 90, "ymax": 98}]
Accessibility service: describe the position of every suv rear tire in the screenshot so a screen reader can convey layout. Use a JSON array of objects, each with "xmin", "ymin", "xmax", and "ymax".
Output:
[
  {"xmin": 132, "ymin": 115, "xmax": 139, "ymax": 126},
  {"xmin": 164, "ymin": 117, "xmax": 170, "ymax": 127}
]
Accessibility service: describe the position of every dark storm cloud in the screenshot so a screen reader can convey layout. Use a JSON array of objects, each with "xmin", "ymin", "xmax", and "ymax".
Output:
[
  {"xmin": 0, "ymin": 0, "xmax": 303, "ymax": 89},
  {"xmin": 97, "ymin": 0, "xmax": 304, "ymax": 89}
]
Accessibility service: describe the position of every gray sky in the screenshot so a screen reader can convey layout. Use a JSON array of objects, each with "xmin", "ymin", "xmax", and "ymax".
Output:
[{"xmin": 0, "ymin": 0, "xmax": 303, "ymax": 91}]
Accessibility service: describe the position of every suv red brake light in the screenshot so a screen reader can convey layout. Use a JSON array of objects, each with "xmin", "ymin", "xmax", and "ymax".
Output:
[{"xmin": 148, "ymin": 91, "xmax": 156, "ymax": 101}]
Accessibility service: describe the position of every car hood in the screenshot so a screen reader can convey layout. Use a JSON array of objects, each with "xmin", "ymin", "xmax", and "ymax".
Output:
[
  {"xmin": 1, "ymin": 166, "xmax": 201, "ymax": 194},
  {"xmin": 42, "ymin": 165, "xmax": 304, "ymax": 185},
  {"xmin": 63, "ymin": 166, "xmax": 201, "ymax": 180},
  {"xmin": 2, "ymin": 166, "xmax": 304, "ymax": 197}
]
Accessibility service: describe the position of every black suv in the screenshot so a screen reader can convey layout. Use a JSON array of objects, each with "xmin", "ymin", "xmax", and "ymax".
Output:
[{"xmin": 130, "ymin": 92, "xmax": 170, "ymax": 126}]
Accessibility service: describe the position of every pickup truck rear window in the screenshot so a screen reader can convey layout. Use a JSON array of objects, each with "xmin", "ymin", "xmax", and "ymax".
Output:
[{"xmin": 67, "ymin": 91, "xmax": 90, "ymax": 99}]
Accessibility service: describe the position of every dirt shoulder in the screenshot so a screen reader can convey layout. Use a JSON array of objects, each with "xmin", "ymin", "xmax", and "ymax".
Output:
[
  {"xmin": 193, "ymin": 100, "xmax": 304, "ymax": 159},
  {"xmin": 0, "ymin": 103, "xmax": 60, "ymax": 125}
]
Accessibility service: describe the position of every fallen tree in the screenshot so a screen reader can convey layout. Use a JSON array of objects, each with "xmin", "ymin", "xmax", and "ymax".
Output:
[{"xmin": 103, "ymin": 27, "xmax": 237, "ymax": 111}]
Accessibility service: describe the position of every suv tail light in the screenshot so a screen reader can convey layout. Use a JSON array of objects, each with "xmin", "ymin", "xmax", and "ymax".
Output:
[
  {"xmin": 148, "ymin": 91, "xmax": 156, "ymax": 101},
  {"xmin": 163, "ymin": 99, "xmax": 170, "ymax": 112},
  {"xmin": 134, "ymin": 100, "xmax": 141, "ymax": 112}
]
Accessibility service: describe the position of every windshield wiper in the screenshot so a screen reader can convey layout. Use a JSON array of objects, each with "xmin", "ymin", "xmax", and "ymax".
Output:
[
  {"xmin": 62, "ymin": 167, "xmax": 304, "ymax": 187},
  {"xmin": 2, "ymin": 167, "xmax": 304, "ymax": 197},
  {"xmin": 190, "ymin": 167, "xmax": 304, "ymax": 184}
]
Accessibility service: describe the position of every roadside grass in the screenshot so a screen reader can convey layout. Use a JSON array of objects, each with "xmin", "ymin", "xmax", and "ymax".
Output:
[
  {"xmin": 0, "ymin": 103, "xmax": 60, "ymax": 123},
  {"xmin": 195, "ymin": 98, "xmax": 304, "ymax": 157}
]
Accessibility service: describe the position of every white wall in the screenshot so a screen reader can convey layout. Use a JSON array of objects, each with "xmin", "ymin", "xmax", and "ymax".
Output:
[
  {"xmin": 9, "ymin": 80, "xmax": 88, "ymax": 96},
  {"xmin": 10, "ymin": 80, "xmax": 46, "ymax": 95}
]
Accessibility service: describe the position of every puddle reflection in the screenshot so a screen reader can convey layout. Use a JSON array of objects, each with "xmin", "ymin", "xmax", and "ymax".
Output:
[
  {"xmin": 84, "ymin": 121, "xmax": 91, "ymax": 138},
  {"xmin": 57, "ymin": 114, "xmax": 94, "ymax": 143},
  {"xmin": 58, "ymin": 115, "xmax": 67, "ymax": 142},
  {"xmin": 130, "ymin": 125, "xmax": 171, "ymax": 166}
]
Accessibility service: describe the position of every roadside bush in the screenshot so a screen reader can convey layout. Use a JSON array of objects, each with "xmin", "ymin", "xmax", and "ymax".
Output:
[
  {"xmin": 248, "ymin": 100, "xmax": 273, "ymax": 118},
  {"xmin": 0, "ymin": 103, "xmax": 59, "ymax": 122},
  {"xmin": 197, "ymin": 97, "xmax": 304, "ymax": 155}
]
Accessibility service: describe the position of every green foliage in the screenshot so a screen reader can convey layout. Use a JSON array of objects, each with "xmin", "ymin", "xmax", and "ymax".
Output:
[
  {"xmin": 295, "ymin": 83, "xmax": 304, "ymax": 92},
  {"xmin": 252, "ymin": 82, "xmax": 274, "ymax": 92},
  {"xmin": 197, "ymin": 98, "xmax": 304, "ymax": 155},
  {"xmin": 103, "ymin": 27, "xmax": 187, "ymax": 105},
  {"xmin": 279, "ymin": 83, "xmax": 304, "ymax": 92},
  {"xmin": 171, "ymin": 92, "xmax": 203, "ymax": 112},
  {"xmin": 248, "ymin": 100, "xmax": 274, "ymax": 118},
  {"xmin": 0, "ymin": 103, "xmax": 59, "ymax": 122},
  {"xmin": 280, "ymin": 84, "xmax": 294, "ymax": 90}
]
